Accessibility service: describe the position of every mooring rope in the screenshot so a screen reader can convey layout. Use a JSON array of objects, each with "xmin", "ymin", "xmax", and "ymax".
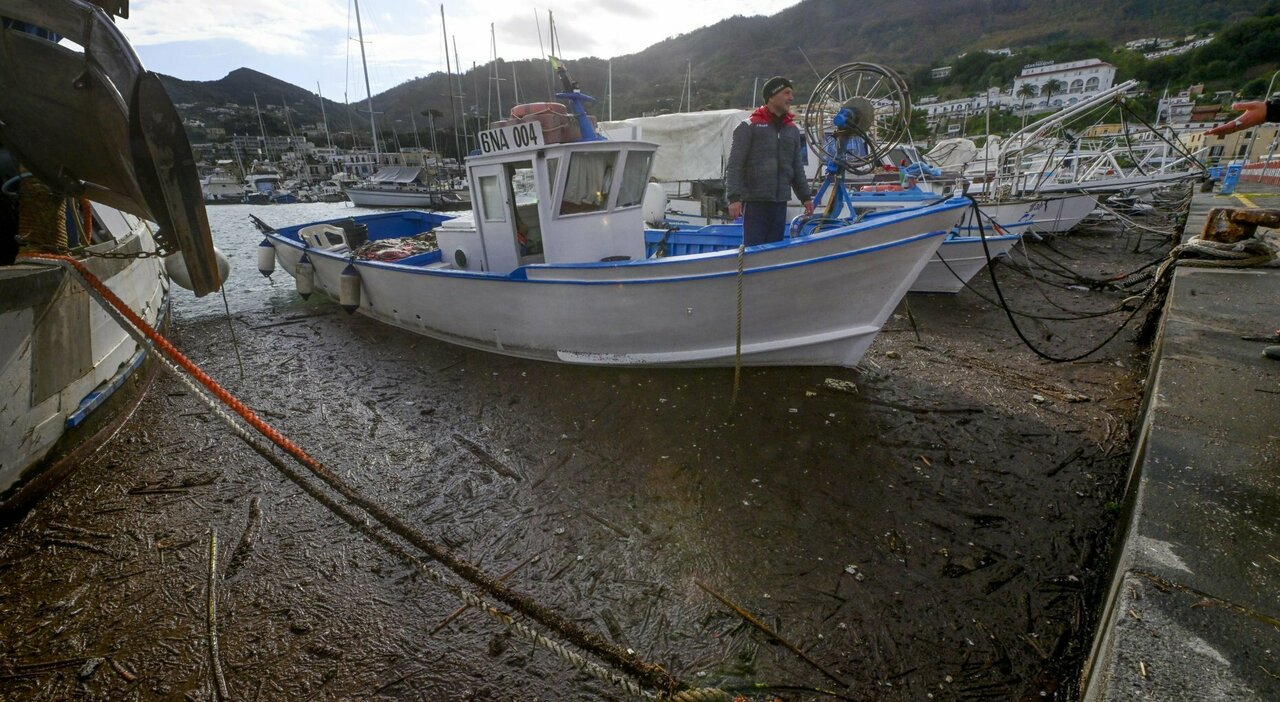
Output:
[{"xmin": 18, "ymin": 253, "xmax": 733, "ymax": 700}]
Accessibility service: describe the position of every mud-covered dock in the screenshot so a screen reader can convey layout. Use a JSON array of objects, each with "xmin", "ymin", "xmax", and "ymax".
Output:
[{"xmin": 1, "ymin": 206, "xmax": 1180, "ymax": 700}]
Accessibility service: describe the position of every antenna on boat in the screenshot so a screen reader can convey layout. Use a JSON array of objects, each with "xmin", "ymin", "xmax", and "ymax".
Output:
[
  {"xmin": 549, "ymin": 57, "xmax": 602, "ymax": 141},
  {"xmin": 535, "ymin": 10, "xmax": 553, "ymax": 100}
]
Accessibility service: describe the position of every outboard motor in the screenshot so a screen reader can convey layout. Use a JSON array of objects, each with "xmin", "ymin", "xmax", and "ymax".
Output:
[{"xmin": 337, "ymin": 218, "xmax": 368, "ymax": 249}]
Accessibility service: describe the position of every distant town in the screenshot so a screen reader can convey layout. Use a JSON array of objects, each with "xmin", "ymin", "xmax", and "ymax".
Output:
[{"xmin": 179, "ymin": 31, "xmax": 1275, "ymax": 205}]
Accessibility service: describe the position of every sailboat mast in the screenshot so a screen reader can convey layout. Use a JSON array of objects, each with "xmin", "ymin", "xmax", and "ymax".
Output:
[
  {"xmin": 441, "ymin": 4, "xmax": 462, "ymax": 161},
  {"xmin": 489, "ymin": 23, "xmax": 504, "ymax": 122},
  {"xmin": 409, "ymin": 111, "xmax": 422, "ymax": 150},
  {"xmin": 253, "ymin": 92, "xmax": 270, "ymax": 162},
  {"xmin": 317, "ymin": 82, "xmax": 334, "ymax": 149},
  {"xmin": 352, "ymin": 0, "xmax": 380, "ymax": 158},
  {"xmin": 455, "ymin": 36, "xmax": 469, "ymax": 155},
  {"xmin": 282, "ymin": 93, "xmax": 297, "ymax": 139}
]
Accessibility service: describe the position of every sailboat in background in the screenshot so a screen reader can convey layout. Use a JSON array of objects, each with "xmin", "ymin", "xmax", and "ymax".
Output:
[{"xmin": 342, "ymin": 0, "xmax": 466, "ymax": 209}]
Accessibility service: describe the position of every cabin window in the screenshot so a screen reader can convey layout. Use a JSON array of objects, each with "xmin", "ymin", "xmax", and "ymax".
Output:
[
  {"xmin": 560, "ymin": 150, "xmax": 617, "ymax": 215},
  {"xmin": 616, "ymin": 151, "xmax": 653, "ymax": 208},
  {"xmin": 479, "ymin": 175, "xmax": 505, "ymax": 221}
]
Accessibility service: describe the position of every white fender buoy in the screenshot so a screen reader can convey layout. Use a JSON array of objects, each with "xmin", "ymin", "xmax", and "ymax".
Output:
[
  {"xmin": 339, "ymin": 262, "xmax": 361, "ymax": 314},
  {"xmin": 257, "ymin": 239, "xmax": 276, "ymax": 277},
  {"xmin": 641, "ymin": 182, "xmax": 668, "ymax": 228},
  {"xmin": 295, "ymin": 252, "xmax": 314, "ymax": 300},
  {"xmin": 165, "ymin": 246, "xmax": 232, "ymax": 292}
]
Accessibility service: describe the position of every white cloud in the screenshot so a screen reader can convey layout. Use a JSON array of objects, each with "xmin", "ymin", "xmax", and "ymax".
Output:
[
  {"xmin": 122, "ymin": 0, "xmax": 795, "ymax": 91},
  {"xmin": 124, "ymin": 0, "xmax": 350, "ymax": 56}
]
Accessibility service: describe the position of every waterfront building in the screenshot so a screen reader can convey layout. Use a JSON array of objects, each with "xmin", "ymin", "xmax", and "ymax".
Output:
[{"xmin": 1011, "ymin": 59, "xmax": 1116, "ymax": 110}]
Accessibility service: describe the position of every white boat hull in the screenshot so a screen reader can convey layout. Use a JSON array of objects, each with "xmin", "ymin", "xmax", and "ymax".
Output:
[
  {"xmin": 345, "ymin": 186, "xmax": 467, "ymax": 209},
  {"xmin": 344, "ymin": 187, "xmax": 437, "ymax": 207},
  {"xmin": 270, "ymin": 205, "xmax": 964, "ymax": 368},
  {"xmin": 1, "ymin": 221, "xmax": 166, "ymax": 499},
  {"xmin": 912, "ymin": 235, "xmax": 1022, "ymax": 294},
  {"xmin": 953, "ymin": 193, "xmax": 1097, "ymax": 236}
]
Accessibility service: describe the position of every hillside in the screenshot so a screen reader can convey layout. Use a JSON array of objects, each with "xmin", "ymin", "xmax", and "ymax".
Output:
[{"xmin": 160, "ymin": 0, "xmax": 1268, "ymax": 158}]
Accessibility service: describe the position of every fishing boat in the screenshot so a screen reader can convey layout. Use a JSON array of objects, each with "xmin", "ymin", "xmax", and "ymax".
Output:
[
  {"xmin": 258, "ymin": 63, "xmax": 967, "ymax": 368},
  {"xmin": 0, "ymin": 0, "xmax": 222, "ymax": 516}
]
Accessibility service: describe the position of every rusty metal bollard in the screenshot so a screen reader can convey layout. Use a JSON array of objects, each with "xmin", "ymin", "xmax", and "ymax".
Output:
[{"xmin": 1201, "ymin": 207, "xmax": 1280, "ymax": 243}]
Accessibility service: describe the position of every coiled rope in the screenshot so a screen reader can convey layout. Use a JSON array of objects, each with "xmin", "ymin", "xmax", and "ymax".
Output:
[{"xmin": 19, "ymin": 253, "xmax": 739, "ymax": 701}]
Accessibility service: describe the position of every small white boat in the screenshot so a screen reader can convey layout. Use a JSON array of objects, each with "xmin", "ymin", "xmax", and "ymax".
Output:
[
  {"xmin": 838, "ymin": 187, "xmax": 1023, "ymax": 294},
  {"xmin": 945, "ymin": 190, "xmax": 1099, "ymax": 236},
  {"xmin": 910, "ymin": 233, "xmax": 1021, "ymax": 293},
  {"xmin": 260, "ymin": 86, "xmax": 968, "ymax": 368},
  {"xmin": 344, "ymin": 166, "xmax": 468, "ymax": 209}
]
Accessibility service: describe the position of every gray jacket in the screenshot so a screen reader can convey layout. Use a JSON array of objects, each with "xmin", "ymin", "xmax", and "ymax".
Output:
[{"xmin": 725, "ymin": 111, "xmax": 812, "ymax": 204}]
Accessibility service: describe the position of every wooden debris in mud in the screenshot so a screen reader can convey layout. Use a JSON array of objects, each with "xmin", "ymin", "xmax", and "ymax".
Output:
[
  {"xmin": 225, "ymin": 496, "xmax": 262, "ymax": 578},
  {"xmin": 452, "ymin": 433, "xmax": 521, "ymax": 480},
  {"xmin": 695, "ymin": 580, "xmax": 848, "ymax": 689},
  {"xmin": 207, "ymin": 529, "xmax": 231, "ymax": 701}
]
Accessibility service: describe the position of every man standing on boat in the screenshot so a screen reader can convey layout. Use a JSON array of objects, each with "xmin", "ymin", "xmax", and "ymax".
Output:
[{"xmin": 726, "ymin": 76, "xmax": 815, "ymax": 245}]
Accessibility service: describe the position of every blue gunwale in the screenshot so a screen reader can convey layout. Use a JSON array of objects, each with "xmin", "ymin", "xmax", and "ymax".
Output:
[{"xmin": 266, "ymin": 198, "xmax": 966, "ymax": 286}]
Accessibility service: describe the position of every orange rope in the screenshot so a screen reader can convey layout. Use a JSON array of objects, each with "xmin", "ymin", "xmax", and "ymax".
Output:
[
  {"xmin": 17, "ymin": 252, "xmax": 681, "ymax": 693},
  {"xmin": 19, "ymin": 253, "xmax": 329, "ymax": 479}
]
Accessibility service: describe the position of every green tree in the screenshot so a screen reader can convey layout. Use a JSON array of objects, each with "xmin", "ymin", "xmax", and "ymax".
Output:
[
  {"xmin": 1042, "ymin": 79, "xmax": 1066, "ymax": 108},
  {"xmin": 1016, "ymin": 83, "xmax": 1038, "ymax": 129}
]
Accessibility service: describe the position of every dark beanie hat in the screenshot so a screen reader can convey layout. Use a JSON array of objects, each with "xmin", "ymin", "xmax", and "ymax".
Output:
[{"xmin": 762, "ymin": 76, "xmax": 793, "ymax": 101}]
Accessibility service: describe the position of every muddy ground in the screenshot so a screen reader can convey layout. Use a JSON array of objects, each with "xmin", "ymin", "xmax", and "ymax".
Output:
[{"xmin": 0, "ymin": 217, "xmax": 1173, "ymax": 701}]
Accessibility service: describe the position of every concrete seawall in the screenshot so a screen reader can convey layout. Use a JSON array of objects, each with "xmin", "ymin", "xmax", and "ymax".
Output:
[{"xmin": 1082, "ymin": 186, "xmax": 1280, "ymax": 700}]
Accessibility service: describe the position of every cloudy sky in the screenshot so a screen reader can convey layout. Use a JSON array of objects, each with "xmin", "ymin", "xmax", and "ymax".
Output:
[{"xmin": 119, "ymin": 0, "xmax": 794, "ymax": 100}]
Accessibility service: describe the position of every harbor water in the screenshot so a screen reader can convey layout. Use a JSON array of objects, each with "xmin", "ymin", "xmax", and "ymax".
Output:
[{"xmin": 174, "ymin": 202, "xmax": 391, "ymax": 323}]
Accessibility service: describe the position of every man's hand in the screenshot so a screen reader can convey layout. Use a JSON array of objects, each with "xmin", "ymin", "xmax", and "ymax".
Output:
[
  {"xmin": 728, "ymin": 201, "xmax": 743, "ymax": 221},
  {"xmin": 802, "ymin": 199, "xmax": 814, "ymax": 216},
  {"xmin": 1204, "ymin": 101, "xmax": 1268, "ymax": 137}
]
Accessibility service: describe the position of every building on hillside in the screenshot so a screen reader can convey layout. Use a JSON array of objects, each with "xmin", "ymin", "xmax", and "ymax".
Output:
[
  {"xmin": 922, "ymin": 87, "xmax": 1007, "ymax": 134},
  {"xmin": 1190, "ymin": 105, "xmax": 1224, "ymax": 123},
  {"xmin": 1144, "ymin": 37, "xmax": 1213, "ymax": 60},
  {"xmin": 931, "ymin": 66, "xmax": 953, "ymax": 80},
  {"xmin": 1158, "ymin": 95, "xmax": 1195, "ymax": 124},
  {"xmin": 985, "ymin": 48, "xmax": 1013, "ymax": 57},
  {"xmin": 1011, "ymin": 59, "xmax": 1116, "ymax": 111}
]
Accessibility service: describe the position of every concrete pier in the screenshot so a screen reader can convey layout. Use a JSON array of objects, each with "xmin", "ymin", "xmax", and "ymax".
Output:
[{"xmin": 1082, "ymin": 185, "xmax": 1280, "ymax": 700}]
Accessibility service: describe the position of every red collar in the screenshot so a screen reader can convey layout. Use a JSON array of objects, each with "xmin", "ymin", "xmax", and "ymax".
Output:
[{"xmin": 749, "ymin": 106, "xmax": 794, "ymax": 126}]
